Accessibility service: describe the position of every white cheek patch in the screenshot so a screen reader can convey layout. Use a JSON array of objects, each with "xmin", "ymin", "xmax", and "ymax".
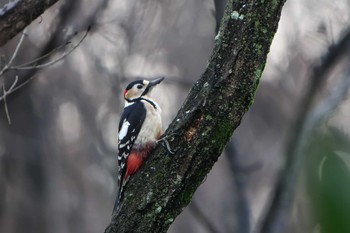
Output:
[{"xmin": 119, "ymin": 120, "xmax": 130, "ymax": 140}]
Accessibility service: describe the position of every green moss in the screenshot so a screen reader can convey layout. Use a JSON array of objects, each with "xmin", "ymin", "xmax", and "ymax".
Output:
[
  {"xmin": 214, "ymin": 31, "xmax": 221, "ymax": 41},
  {"xmin": 231, "ymin": 10, "xmax": 244, "ymax": 20},
  {"xmin": 271, "ymin": 0, "xmax": 278, "ymax": 9},
  {"xmin": 231, "ymin": 11, "xmax": 240, "ymax": 20},
  {"xmin": 146, "ymin": 191, "xmax": 154, "ymax": 203},
  {"xmin": 165, "ymin": 218, "xmax": 174, "ymax": 224},
  {"xmin": 146, "ymin": 212, "xmax": 156, "ymax": 221},
  {"xmin": 253, "ymin": 43, "xmax": 263, "ymax": 56},
  {"xmin": 213, "ymin": 120, "xmax": 234, "ymax": 145},
  {"xmin": 179, "ymin": 188, "xmax": 193, "ymax": 205},
  {"xmin": 254, "ymin": 68, "xmax": 263, "ymax": 80},
  {"xmin": 254, "ymin": 20, "xmax": 260, "ymax": 29},
  {"xmin": 162, "ymin": 186, "xmax": 169, "ymax": 196},
  {"xmin": 155, "ymin": 205, "xmax": 162, "ymax": 214},
  {"xmin": 205, "ymin": 115, "xmax": 213, "ymax": 121}
]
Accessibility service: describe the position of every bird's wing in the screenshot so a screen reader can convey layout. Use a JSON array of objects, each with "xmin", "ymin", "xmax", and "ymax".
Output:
[{"xmin": 117, "ymin": 101, "xmax": 146, "ymax": 200}]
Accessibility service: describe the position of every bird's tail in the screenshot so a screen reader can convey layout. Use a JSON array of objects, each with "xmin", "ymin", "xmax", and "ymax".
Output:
[
  {"xmin": 113, "ymin": 184, "xmax": 123, "ymax": 214},
  {"xmin": 112, "ymin": 179, "xmax": 126, "ymax": 214}
]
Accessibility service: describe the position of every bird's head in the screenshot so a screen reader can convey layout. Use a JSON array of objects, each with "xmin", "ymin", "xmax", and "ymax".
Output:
[{"xmin": 123, "ymin": 77, "xmax": 164, "ymax": 101}]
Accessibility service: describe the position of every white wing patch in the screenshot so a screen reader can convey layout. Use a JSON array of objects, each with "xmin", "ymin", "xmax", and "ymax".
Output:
[{"xmin": 118, "ymin": 120, "xmax": 131, "ymax": 141}]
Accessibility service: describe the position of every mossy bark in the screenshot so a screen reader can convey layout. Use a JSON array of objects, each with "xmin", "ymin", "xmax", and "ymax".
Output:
[
  {"xmin": 105, "ymin": 0, "xmax": 286, "ymax": 232},
  {"xmin": 0, "ymin": 0, "xmax": 60, "ymax": 46}
]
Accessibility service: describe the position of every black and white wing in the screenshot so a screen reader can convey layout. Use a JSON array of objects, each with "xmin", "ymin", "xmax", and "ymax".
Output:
[{"xmin": 116, "ymin": 101, "xmax": 146, "ymax": 201}]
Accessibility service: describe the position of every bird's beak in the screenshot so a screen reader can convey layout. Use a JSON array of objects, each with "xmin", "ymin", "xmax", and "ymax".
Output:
[
  {"xmin": 148, "ymin": 77, "xmax": 165, "ymax": 87},
  {"xmin": 142, "ymin": 77, "xmax": 165, "ymax": 96}
]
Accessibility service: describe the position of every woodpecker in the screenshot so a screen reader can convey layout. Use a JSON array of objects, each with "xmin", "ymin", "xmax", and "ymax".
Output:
[{"xmin": 114, "ymin": 77, "xmax": 164, "ymax": 212}]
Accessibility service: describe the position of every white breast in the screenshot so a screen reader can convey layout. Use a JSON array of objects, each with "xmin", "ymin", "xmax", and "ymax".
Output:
[{"xmin": 134, "ymin": 98, "xmax": 162, "ymax": 148}]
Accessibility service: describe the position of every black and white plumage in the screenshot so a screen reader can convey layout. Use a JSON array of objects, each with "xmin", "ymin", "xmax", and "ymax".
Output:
[
  {"xmin": 117, "ymin": 101, "xmax": 146, "ymax": 174},
  {"xmin": 114, "ymin": 77, "xmax": 164, "ymax": 212}
]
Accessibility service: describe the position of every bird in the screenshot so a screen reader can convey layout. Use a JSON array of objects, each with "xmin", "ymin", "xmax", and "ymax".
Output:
[{"xmin": 114, "ymin": 77, "xmax": 164, "ymax": 212}]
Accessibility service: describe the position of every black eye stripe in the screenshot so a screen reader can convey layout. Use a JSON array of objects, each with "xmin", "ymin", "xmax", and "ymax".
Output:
[{"xmin": 125, "ymin": 80, "xmax": 144, "ymax": 91}]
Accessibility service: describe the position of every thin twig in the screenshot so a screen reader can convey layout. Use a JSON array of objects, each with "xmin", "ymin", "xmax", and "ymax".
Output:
[
  {"xmin": 0, "ymin": 27, "xmax": 90, "ymax": 102},
  {"xmin": 0, "ymin": 75, "xmax": 35, "ymax": 102},
  {"xmin": 10, "ymin": 27, "xmax": 89, "ymax": 70},
  {"xmin": 8, "ymin": 75, "xmax": 18, "ymax": 92},
  {"xmin": 0, "ymin": 28, "xmax": 27, "ymax": 124},
  {"xmin": 0, "ymin": 28, "xmax": 27, "ymax": 77},
  {"xmin": 13, "ymin": 42, "xmax": 69, "ymax": 68},
  {"xmin": 2, "ymin": 75, "xmax": 18, "ymax": 124}
]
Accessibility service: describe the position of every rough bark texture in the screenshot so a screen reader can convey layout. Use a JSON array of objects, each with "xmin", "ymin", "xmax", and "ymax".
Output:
[
  {"xmin": 105, "ymin": 0, "xmax": 286, "ymax": 232},
  {"xmin": 0, "ymin": 0, "xmax": 60, "ymax": 46}
]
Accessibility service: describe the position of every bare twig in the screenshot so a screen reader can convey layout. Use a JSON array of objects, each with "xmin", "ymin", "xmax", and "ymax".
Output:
[
  {"xmin": 12, "ymin": 43, "xmax": 69, "ymax": 68},
  {"xmin": 0, "ymin": 27, "xmax": 90, "ymax": 102},
  {"xmin": 2, "ymin": 75, "xmax": 18, "ymax": 124},
  {"xmin": 0, "ymin": 28, "xmax": 27, "ymax": 77},
  {"xmin": 0, "ymin": 75, "xmax": 35, "ymax": 102},
  {"xmin": 0, "ymin": 28, "xmax": 27, "ymax": 124},
  {"xmin": 10, "ymin": 27, "xmax": 90, "ymax": 70},
  {"xmin": 259, "ymin": 29, "xmax": 350, "ymax": 233}
]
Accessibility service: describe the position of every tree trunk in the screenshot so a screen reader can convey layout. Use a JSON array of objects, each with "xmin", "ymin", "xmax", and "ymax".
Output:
[{"xmin": 105, "ymin": 0, "xmax": 286, "ymax": 232}]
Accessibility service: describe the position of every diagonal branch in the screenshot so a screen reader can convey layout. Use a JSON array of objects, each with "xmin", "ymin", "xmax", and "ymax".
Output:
[{"xmin": 105, "ymin": 0, "xmax": 286, "ymax": 232}]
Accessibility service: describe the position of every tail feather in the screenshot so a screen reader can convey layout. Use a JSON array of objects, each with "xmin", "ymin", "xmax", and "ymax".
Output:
[{"xmin": 112, "ymin": 178, "xmax": 128, "ymax": 214}]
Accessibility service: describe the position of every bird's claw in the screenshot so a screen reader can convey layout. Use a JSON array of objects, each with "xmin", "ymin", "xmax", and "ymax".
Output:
[{"xmin": 156, "ymin": 134, "xmax": 175, "ymax": 155}]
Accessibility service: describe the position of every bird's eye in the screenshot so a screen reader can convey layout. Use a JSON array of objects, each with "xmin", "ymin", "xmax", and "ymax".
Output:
[{"xmin": 137, "ymin": 85, "xmax": 143, "ymax": 89}]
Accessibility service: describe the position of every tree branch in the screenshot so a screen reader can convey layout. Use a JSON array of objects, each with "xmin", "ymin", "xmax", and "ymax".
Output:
[
  {"xmin": 105, "ymin": 0, "xmax": 286, "ymax": 232},
  {"xmin": 0, "ymin": 0, "xmax": 61, "ymax": 47}
]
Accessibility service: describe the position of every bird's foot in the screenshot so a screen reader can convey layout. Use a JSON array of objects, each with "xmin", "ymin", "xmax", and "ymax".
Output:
[{"xmin": 156, "ymin": 134, "xmax": 176, "ymax": 155}]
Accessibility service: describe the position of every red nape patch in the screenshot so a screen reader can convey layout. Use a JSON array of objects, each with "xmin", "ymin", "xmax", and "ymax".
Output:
[{"xmin": 123, "ymin": 89, "xmax": 127, "ymax": 97}]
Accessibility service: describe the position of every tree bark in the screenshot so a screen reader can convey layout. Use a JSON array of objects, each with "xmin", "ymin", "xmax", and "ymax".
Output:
[
  {"xmin": 105, "ymin": 0, "xmax": 286, "ymax": 232},
  {"xmin": 0, "ymin": 0, "xmax": 61, "ymax": 47}
]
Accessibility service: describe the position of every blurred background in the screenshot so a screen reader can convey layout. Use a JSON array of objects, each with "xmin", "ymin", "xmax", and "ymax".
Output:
[{"xmin": 0, "ymin": 0, "xmax": 350, "ymax": 233}]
